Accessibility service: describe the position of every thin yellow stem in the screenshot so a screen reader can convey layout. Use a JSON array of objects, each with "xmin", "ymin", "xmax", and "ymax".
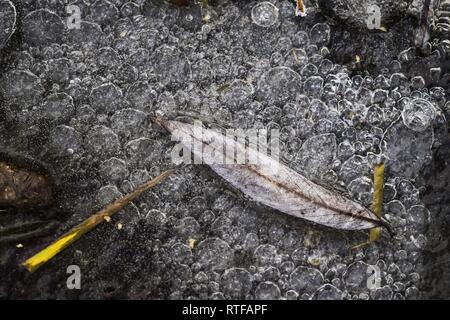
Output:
[
  {"xmin": 21, "ymin": 169, "xmax": 175, "ymax": 273},
  {"xmin": 351, "ymin": 163, "xmax": 385, "ymax": 250}
]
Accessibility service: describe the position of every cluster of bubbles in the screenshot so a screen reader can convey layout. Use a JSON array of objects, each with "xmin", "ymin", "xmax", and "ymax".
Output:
[{"xmin": 0, "ymin": 0, "xmax": 448, "ymax": 300}]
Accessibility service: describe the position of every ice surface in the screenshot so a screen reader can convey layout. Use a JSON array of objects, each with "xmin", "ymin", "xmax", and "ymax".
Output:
[{"xmin": 0, "ymin": 0, "xmax": 447, "ymax": 300}]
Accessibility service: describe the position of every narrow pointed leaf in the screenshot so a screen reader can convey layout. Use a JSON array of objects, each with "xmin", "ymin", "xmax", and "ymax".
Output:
[{"xmin": 154, "ymin": 117, "xmax": 383, "ymax": 231}]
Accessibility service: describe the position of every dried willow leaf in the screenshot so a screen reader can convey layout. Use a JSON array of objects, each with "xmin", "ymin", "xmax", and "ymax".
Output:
[{"xmin": 154, "ymin": 117, "xmax": 387, "ymax": 231}]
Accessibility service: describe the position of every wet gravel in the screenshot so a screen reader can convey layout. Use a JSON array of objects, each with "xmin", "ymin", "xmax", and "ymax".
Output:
[{"xmin": 1, "ymin": 0, "xmax": 450, "ymax": 300}]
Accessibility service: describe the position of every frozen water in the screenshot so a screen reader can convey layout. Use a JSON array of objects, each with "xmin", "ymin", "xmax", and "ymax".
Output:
[
  {"xmin": 285, "ymin": 289, "xmax": 299, "ymax": 300},
  {"xmin": 284, "ymin": 48, "xmax": 309, "ymax": 70},
  {"xmin": 292, "ymin": 31, "xmax": 309, "ymax": 47},
  {"xmin": 244, "ymin": 233, "xmax": 259, "ymax": 251},
  {"xmin": 1, "ymin": 0, "xmax": 448, "ymax": 301},
  {"xmin": 125, "ymin": 137, "xmax": 161, "ymax": 167},
  {"xmin": 170, "ymin": 242, "xmax": 192, "ymax": 265},
  {"xmin": 347, "ymin": 177, "xmax": 373, "ymax": 206},
  {"xmin": 303, "ymin": 76, "xmax": 324, "ymax": 97},
  {"xmin": 373, "ymin": 286, "xmax": 394, "ymax": 300},
  {"xmin": 96, "ymin": 184, "xmax": 122, "ymax": 207},
  {"xmin": 175, "ymin": 217, "xmax": 200, "ymax": 241},
  {"xmin": 219, "ymin": 80, "xmax": 254, "ymax": 111},
  {"xmin": 339, "ymin": 155, "xmax": 371, "ymax": 184}
]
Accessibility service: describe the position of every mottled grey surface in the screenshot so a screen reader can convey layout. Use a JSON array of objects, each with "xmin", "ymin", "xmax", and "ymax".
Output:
[
  {"xmin": 0, "ymin": 0, "xmax": 16, "ymax": 49},
  {"xmin": 316, "ymin": 0, "xmax": 413, "ymax": 30},
  {"xmin": 0, "ymin": 0, "xmax": 450, "ymax": 300}
]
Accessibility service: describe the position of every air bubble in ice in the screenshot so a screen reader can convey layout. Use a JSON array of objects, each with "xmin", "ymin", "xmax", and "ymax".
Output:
[
  {"xmin": 343, "ymin": 261, "xmax": 369, "ymax": 291},
  {"xmin": 373, "ymin": 286, "xmax": 394, "ymax": 300},
  {"xmin": 38, "ymin": 92, "xmax": 74, "ymax": 124},
  {"xmin": 401, "ymin": 98, "xmax": 436, "ymax": 132},
  {"xmin": 366, "ymin": 105, "xmax": 384, "ymax": 126},
  {"xmin": 254, "ymin": 244, "xmax": 282, "ymax": 266},
  {"xmin": 170, "ymin": 242, "xmax": 192, "ymax": 265},
  {"xmin": 301, "ymin": 63, "xmax": 318, "ymax": 77},
  {"xmin": 298, "ymin": 133, "xmax": 337, "ymax": 180},
  {"xmin": 0, "ymin": 70, "xmax": 44, "ymax": 107},
  {"xmin": 96, "ymin": 185, "xmax": 122, "ymax": 208},
  {"xmin": 339, "ymin": 155, "xmax": 370, "ymax": 185},
  {"xmin": 309, "ymin": 23, "xmax": 331, "ymax": 46},
  {"xmin": 219, "ymin": 80, "xmax": 254, "ymax": 111},
  {"xmin": 255, "ymin": 281, "xmax": 281, "ymax": 300},
  {"xmin": 49, "ymin": 125, "xmax": 80, "ymax": 155},
  {"xmin": 110, "ymin": 108, "xmax": 149, "ymax": 140},
  {"xmin": 125, "ymin": 137, "xmax": 162, "ymax": 167},
  {"xmin": 175, "ymin": 217, "xmax": 200, "ymax": 241},
  {"xmin": 221, "ymin": 268, "xmax": 253, "ymax": 299},
  {"xmin": 347, "ymin": 177, "xmax": 373, "ymax": 206},
  {"xmin": 284, "ymin": 48, "xmax": 308, "ymax": 70},
  {"xmin": 85, "ymin": 125, "xmax": 120, "ymax": 159},
  {"xmin": 99, "ymin": 157, "xmax": 129, "ymax": 183},
  {"xmin": 286, "ymin": 290, "xmax": 299, "ymax": 300},
  {"xmin": 381, "ymin": 119, "xmax": 433, "ymax": 178},
  {"xmin": 303, "ymin": 76, "xmax": 323, "ymax": 97},
  {"xmin": 311, "ymin": 284, "xmax": 343, "ymax": 300},
  {"xmin": 151, "ymin": 45, "xmax": 191, "ymax": 86},
  {"xmin": 197, "ymin": 238, "xmax": 233, "ymax": 271},
  {"xmin": 256, "ymin": 67, "xmax": 302, "ymax": 105},
  {"xmin": 407, "ymin": 205, "xmax": 430, "ymax": 232},
  {"xmin": 290, "ymin": 267, "xmax": 324, "ymax": 294},
  {"xmin": 251, "ymin": 2, "xmax": 279, "ymax": 28},
  {"xmin": 90, "ymin": 83, "xmax": 123, "ymax": 114}
]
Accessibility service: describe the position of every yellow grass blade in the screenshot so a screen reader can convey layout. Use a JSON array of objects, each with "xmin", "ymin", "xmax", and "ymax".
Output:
[
  {"xmin": 21, "ymin": 169, "xmax": 175, "ymax": 273},
  {"xmin": 351, "ymin": 163, "xmax": 385, "ymax": 250},
  {"xmin": 369, "ymin": 163, "xmax": 385, "ymax": 242}
]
